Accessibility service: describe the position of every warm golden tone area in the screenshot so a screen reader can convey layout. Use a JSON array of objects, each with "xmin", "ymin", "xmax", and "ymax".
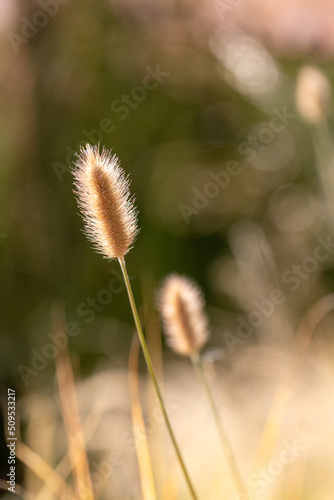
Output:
[{"xmin": 2, "ymin": 1, "xmax": 334, "ymax": 499}]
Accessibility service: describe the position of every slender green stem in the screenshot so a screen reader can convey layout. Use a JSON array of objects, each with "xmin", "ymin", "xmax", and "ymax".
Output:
[
  {"xmin": 118, "ymin": 256, "xmax": 199, "ymax": 500},
  {"xmin": 191, "ymin": 353, "xmax": 248, "ymax": 500}
]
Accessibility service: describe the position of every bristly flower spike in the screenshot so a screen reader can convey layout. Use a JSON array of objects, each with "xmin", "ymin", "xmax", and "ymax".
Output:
[
  {"xmin": 72, "ymin": 144, "xmax": 138, "ymax": 260},
  {"xmin": 158, "ymin": 274, "xmax": 248, "ymax": 499},
  {"xmin": 158, "ymin": 274, "xmax": 210, "ymax": 356}
]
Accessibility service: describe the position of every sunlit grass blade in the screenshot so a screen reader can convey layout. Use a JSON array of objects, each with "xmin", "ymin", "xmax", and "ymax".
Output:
[
  {"xmin": 128, "ymin": 334, "xmax": 157, "ymax": 500},
  {"xmin": 16, "ymin": 441, "xmax": 75, "ymax": 498},
  {"xmin": 119, "ymin": 256, "xmax": 199, "ymax": 500},
  {"xmin": 53, "ymin": 304, "xmax": 94, "ymax": 500},
  {"xmin": 254, "ymin": 294, "xmax": 334, "ymax": 468},
  {"xmin": 191, "ymin": 353, "xmax": 248, "ymax": 499}
]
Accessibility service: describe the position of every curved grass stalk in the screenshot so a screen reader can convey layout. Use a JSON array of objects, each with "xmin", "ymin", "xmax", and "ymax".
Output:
[
  {"xmin": 191, "ymin": 353, "xmax": 248, "ymax": 500},
  {"xmin": 128, "ymin": 334, "xmax": 157, "ymax": 500},
  {"xmin": 119, "ymin": 256, "xmax": 199, "ymax": 500}
]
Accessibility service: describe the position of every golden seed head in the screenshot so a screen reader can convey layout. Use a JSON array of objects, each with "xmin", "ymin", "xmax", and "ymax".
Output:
[
  {"xmin": 295, "ymin": 66, "xmax": 331, "ymax": 123},
  {"xmin": 72, "ymin": 144, "xmax": 138, "ymax": 260},
  {"xmin": 157, "ymin": 274, "xmax": 210, "ymax": 357}
]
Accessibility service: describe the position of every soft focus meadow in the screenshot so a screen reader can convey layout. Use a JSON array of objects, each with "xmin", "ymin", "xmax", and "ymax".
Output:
[{"xmin": 2, "ymin": 1, "xmax": 334, "ymax": 499}]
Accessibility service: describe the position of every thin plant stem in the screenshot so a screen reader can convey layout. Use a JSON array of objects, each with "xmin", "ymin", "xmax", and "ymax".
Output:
[
  {"xmin": 191, "ymin": 353, "xmax": 248, "ymax": 500},
  {"xmin": 129, "ymin": 334, "xmax": 157, "ymax": 500},
  {"xmin": 118, "ymin": 256, "xmax": 199, "ymax": 500}
]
